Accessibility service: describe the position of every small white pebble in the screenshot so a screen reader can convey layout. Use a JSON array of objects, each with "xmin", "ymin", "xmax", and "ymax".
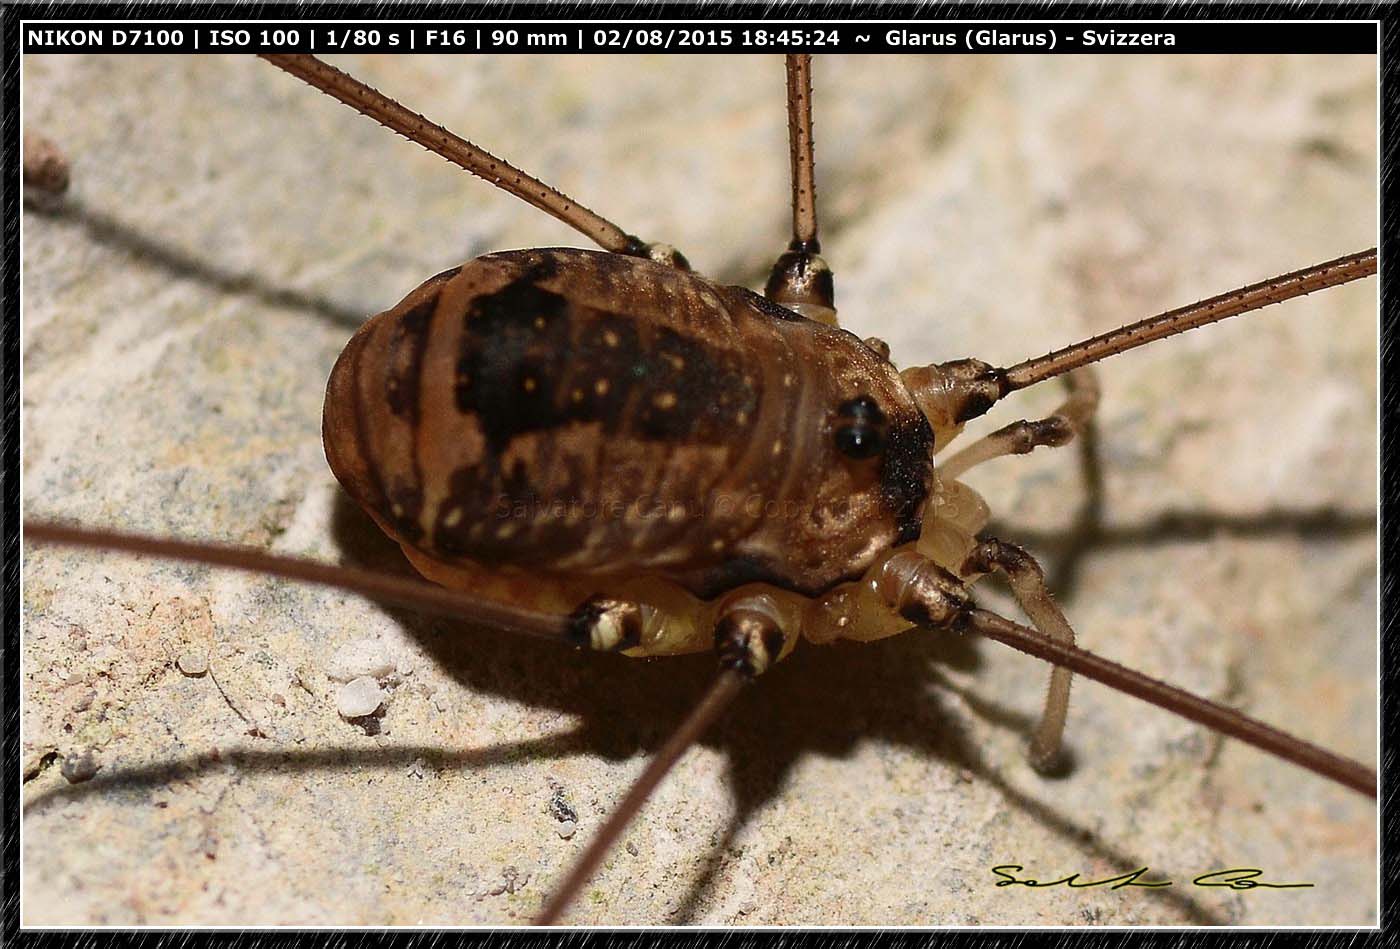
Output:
[
  {"xmin": 327, "ymin": 639, "xmax": 395, "ymax": 683},
  {"xmin": 556, "ymin": 820, "xmax": 577, "ymax": 840},
  {"xmin": 336, "ymin": 677, "xmax": 385, "ymax": 719},
  {"xmin": 176, "ymin": 649, "xmax": 208, "ymax": 676},
  {"xmin": 396, "ymin": 657, "xmax": 414, "ymax": 677}
]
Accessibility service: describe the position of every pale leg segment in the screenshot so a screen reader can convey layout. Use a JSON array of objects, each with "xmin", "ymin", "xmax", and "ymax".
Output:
[
  {"xmin": 873, "ymin": 545, "xmax": 1075, "ymax": 774},
  {"xmin": 963, "ymin": 539, "xmax": 1078, "ymax": 775}
]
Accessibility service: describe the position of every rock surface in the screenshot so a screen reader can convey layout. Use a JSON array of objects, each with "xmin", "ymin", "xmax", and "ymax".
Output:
[{"xmin": 22, "ymin": 53, "xmax": 1376, "ymax": 926}]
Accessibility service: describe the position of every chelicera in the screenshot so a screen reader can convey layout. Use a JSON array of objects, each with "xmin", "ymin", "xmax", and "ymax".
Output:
[{"xmin": 22, "ymin": 51, "xmax": 1377, "ymax": 925}]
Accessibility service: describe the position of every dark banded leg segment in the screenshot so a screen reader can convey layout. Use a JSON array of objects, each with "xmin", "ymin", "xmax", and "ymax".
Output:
[
  {"xmin": 536, "ymin": 595, "xmax": 790, "ymax": 925},
  {"xmin": 937, "ymin": 367, "xmax": 1100, "ymax": 481},
  {"xmin": 963, "ymin": 539, "xmax": 1078, "ymax": 775},
  {"xmin": 714, "ymin": 594, "xmax": 793, "ymax": 677},
  {"xmin": 566, "ymin": 596, "xmax": 644, "ymax": 653}
]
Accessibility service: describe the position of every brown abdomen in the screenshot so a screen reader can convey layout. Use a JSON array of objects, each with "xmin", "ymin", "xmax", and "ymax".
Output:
[{"xmin": 324, "ymin": 249, "xmax": 778, "ymax": 585}]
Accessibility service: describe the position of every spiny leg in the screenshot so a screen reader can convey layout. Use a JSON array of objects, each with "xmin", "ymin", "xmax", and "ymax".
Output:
[
  {"xmin": 937, "ymin": 367, "xmax": 1100, "ymax": 481},
  {"xmin": 257, "ymin": 54, "xmax": 689, "ymax": 268},
  {"xmin": 869, "ymin": 549, "xmax": 1375, "ymax": 797},
  {"xmin": 999, "ymin": 250, "xmax": 1377, "ymax": 392},
  {"xmin": 535, "ymin": 594, "xmax": 791, "ymax": 925},
  {"xmin": 963, "ymin": 539, "xmax": 1077, "ymax": 775},
  {"xmin": 900, "ymin": 250, "xmax": 1376, "ymax": 432},
  {"xmin": 24, "ymin": 521, "xmax": 572, "ymax": 641},
  {"xmin": 783, "ymin": 53, "xmax": 819, "ymax": 251},
  {"xmin": 765, "ymin": 54, "xmax": 837, "ymax": 326}
]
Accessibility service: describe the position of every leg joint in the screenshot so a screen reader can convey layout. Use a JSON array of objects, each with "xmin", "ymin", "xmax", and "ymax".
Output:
[
  {"xmin": 875, "ymin": 551, "xmax": 972, "ymax": 630},
  {"xmin": 566, "ymin": 596, "xmax": 643, "ymax": 652},
  {"xmin": 715, "ymin": 607, "xmax": 786, "ymax": 678},
  {"xmin": 995, "ymin": 416, "xmax": 1075, "ymax": 455},
  {"xmin": 963, "ymin": 537, "xmax": 1041, "ymax": 581}
]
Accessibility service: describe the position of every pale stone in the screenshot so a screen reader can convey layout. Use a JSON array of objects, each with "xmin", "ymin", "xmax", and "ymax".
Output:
[
  {"xmin": 175, "ymin": 649, "xmax": 208, "ymax": 677},
  {"xmin": 326, "ymin": 639, "xmax": 395, "ymax": 683},
  {"xmin": 335, "ymin": 677, "xmax": 385, "ymax": 719}
]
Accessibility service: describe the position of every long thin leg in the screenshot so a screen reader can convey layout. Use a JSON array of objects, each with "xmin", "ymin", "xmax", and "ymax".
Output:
[
  {"xmin": 534, "ymin": 668, "xmax": 745, "ymax": 925},
  {"xmin": 784, "ymin": 54, "xmax": 819, "ymax": 250},
  {"xmin": 258, "ymin": 55, "xmax": 651, "ymax": 258},
  {"xmin": 901, "ymin": 250, "xmax": 1376, "ymax": 430},
  {"xmin": 963, "ymin": 538, "xmax": 1077, "ymax": 774},
  {"xmin": 1001, "ymin": 249, "xmax": 1377, "ymax": 392},
  {"xmin": 766, "ymin": 54, "xmax": 837, "ymax": 325},
  {"xmin": 938, "ymin": 367, "xmax": 1100, "ymax": 481},
  {"xmin": 535, "ymin": 597, "xmax": 790, "ymax": 925},
  {"xmin": 24, "ymin": 520, "xmax": 572, "ymax": 641},
  {"xmin": 871, "ymin": 551, "xmax": 1375, "ymax": 797},
  {"xmin": 964, "ymin": 608, "xmax": 1376, "ymax": 797}
]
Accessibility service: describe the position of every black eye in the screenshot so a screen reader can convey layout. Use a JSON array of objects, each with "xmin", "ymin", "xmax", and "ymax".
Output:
[{"xmin": 833, "ymin": 396, "xmax": 887, "ymax": 459}]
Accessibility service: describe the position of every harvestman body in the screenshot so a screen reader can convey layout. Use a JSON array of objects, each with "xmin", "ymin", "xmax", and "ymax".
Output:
[{"xmin": 25, "ymin": 53, "xmax": 1377, "ymax": 924}]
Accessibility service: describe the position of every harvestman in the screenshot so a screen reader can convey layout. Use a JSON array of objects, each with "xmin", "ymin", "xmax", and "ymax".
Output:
[{"xmin": 22, "ymin": 53, "xmax": 1377, "ymax": 924}]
